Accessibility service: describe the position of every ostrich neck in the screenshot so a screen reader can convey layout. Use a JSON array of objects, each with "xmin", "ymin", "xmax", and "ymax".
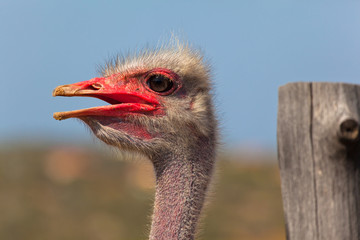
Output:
[{"xmin": 149, "ymin": 144, "xmax": 215, "ymax": 240}]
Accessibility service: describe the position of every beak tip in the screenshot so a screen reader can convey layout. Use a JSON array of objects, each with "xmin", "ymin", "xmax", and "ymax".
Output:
[
  {"xmin": 53, "ymin": 86, "xmax": 65, "ymax": 97},
  {"xmin": 53, "ymin": 112, "xmax": 63, "ymax": 120}
]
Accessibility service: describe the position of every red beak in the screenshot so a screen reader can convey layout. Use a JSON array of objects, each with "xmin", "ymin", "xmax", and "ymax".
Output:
[{"xmin": 53, "ymin": 76, "xmax": 161, "ymax": 120}]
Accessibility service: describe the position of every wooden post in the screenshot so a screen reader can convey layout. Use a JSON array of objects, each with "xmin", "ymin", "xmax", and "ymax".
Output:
[{"xmin": 277, "ymin": 82, "xmax": 360, "ymax": 240}]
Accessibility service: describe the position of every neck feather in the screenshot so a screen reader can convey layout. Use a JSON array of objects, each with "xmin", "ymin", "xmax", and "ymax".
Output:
[{"xmin": 149, "ymin": 142, "xmax": 215, "ymax": 240}]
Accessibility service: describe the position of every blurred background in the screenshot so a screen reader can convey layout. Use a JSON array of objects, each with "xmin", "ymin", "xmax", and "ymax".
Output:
[{"xmin": 1, "ymin": 0, "xmax": 360, "ymax": 239}]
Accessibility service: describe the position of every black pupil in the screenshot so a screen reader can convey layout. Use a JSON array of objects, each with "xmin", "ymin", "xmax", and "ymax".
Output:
[{"xmin": 147, "ymin": 75, "xmax": 173, "ymax": 93}]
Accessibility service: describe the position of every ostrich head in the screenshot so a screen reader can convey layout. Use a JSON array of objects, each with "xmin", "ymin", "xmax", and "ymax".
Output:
[{"xmin": 53, "ymin": 43, "xmax": 217, "ymax": 240}]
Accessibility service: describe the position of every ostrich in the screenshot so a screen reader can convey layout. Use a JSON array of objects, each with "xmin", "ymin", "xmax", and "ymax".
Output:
[{"xmin": 53, "ymin": 42, "xmax": 218, "ymax": 240}]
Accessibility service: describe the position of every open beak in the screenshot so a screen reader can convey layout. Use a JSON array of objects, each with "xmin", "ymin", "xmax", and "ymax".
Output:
[{"xmin": 53, "ymin": 76, "xmax": 161, "ymax": 120}]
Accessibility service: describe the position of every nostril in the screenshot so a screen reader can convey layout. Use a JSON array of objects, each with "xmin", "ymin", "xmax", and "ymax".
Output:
[{"xmin": 89, "ymin": 83, "xmax": 102, "ymax": 90}]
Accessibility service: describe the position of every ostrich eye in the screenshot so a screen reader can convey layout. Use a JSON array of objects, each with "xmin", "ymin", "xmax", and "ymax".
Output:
[{"xmin": 147, "ymin": 75, "xmax": 174, "ymax": 93}]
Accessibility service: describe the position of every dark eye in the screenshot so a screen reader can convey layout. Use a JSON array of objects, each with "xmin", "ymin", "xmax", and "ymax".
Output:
[{"xmin": 147, "ymin": 75, "xmax": 174, "ymax": 93}]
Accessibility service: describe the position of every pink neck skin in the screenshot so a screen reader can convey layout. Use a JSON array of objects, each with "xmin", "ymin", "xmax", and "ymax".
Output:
[{"xmin": 149, "ymin": 148, "xmax": 214, "ymax": 240}]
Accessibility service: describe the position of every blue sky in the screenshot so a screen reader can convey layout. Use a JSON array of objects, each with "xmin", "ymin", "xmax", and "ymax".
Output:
[{"xmin": 1, "ymin": 0, "xmax": 360, "ymax": 147}]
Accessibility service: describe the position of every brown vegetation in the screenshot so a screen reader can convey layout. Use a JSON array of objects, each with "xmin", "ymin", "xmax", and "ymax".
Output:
[{"xmin": 0, "ymin": 144, "xmax": 285, "ymax": 240}]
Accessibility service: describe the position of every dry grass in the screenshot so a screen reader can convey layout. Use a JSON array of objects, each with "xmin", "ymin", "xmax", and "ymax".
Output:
[{"xmin": 0, "ymin": 144, "xmax": 285, "ymax": 240}]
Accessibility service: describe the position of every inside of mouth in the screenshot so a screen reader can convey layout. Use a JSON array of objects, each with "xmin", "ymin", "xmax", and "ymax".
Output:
[
  {"xmin": 94, "ymin": 95, "xmax": 123, "ymax": 105},
  {"xmin": 90, "ymin": 94, "xmax": 155, "ymax": 106}
]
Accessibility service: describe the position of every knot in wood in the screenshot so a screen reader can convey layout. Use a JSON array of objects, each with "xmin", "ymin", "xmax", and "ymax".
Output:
[{"xmin": 338, "ymin": 118, "xmax": 359, "ymax": 142}]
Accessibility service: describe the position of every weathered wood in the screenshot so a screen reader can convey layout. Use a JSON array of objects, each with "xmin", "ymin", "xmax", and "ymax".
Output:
[{"xmin": 277, "ymin": 82, "xmax": 360, "ymax": 240}]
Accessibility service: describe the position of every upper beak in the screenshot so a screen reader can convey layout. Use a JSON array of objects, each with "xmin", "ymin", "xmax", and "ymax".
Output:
[
  {"xmin": 52, "ymin": 82, "xmax": 99, "ymax": 97},
  {"xmin": 53, "ymin": 76, "xmax": 130, "ymax": 102},
  {"xmin": 53, "ymin": 76, "xmax": 161, "ymax": 120}
]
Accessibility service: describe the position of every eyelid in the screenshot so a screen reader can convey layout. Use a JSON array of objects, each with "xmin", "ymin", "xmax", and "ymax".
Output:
[
  {"xmin": 147, "ymin": 72, "xmax": 172, "ymax": 80},
  {"xmin": 146, "ymin": 68, "xmax": 178, "ymax": 80}
]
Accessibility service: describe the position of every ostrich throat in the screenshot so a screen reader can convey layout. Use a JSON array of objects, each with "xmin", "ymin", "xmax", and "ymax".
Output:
[{"xmin": 149, "ymin": 141, "xmax": 215, "ymax": 240}]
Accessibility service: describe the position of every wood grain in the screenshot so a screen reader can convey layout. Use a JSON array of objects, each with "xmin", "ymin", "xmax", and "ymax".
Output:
[{"xmin": 277, "ymin": 82, "xmax": 360, "ymax": 240}]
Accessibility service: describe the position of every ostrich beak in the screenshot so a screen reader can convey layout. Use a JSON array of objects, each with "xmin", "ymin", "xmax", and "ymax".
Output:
[{"xmin": 52, "ymin": 76, "xmax": 161, "ymax": 120}]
